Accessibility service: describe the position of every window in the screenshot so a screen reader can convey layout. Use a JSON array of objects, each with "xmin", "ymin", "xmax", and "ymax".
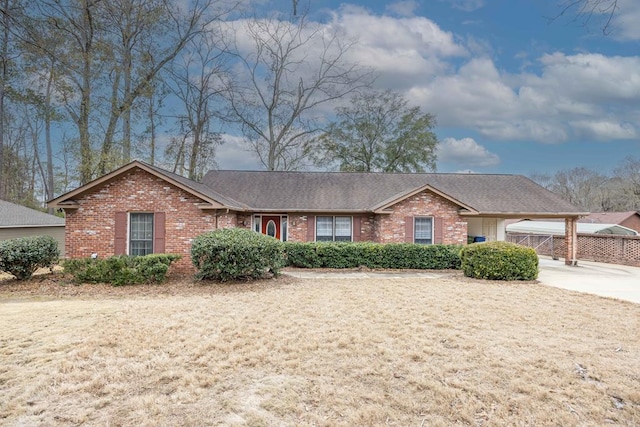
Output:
[
  {"xmin": 414, "ymin": 217, "xmax": 433, "ymax": 244},
  {"xmin": 316, "ymin": 216, "xmax": 352, "ymax": 242},
  {"xmin": 266, "ymin": 220, "xmax": 276, "ymax": 237},
  {"xmin": 130, "ymin": 213, "xmax": 154, "ymax": 255}
]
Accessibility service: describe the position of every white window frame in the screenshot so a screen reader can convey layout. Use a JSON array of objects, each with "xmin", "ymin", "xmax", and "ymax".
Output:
[
  {"xmin": 315, "ymin": 216, "xmax": 353, "ymax": 242},
  {"xmin": 129, "ymin": 212, "xmax": 154, "ymax": 255},
  {"xmin": 414, "ymin": 217, "xmax": 433, "ymax": 245}
]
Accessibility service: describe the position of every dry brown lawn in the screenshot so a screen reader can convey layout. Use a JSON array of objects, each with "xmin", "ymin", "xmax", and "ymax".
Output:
[{"xmin": 0, "ymin": 271, "xmax": 639, "ymax": 426}]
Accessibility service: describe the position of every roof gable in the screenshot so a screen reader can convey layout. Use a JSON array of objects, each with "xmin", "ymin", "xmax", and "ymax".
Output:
[{"xmin": 48, "ymin": 161, "xmax": 247, "ymax": 210}]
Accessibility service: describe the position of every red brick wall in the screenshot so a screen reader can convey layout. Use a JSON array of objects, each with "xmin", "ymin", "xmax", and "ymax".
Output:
[
  {"xmin": 64, "ymin": 168, "xmax": 234, "ymax": 272},
  {"xmin": 621, "ymin": 215, "xmax": 640, "ymax": 233},
  {"xmin": 278, "ymin": 193, "xmax": 466, "ymax": 244},
  {"xmin": 374, "ymin": 190, "xmax": 467, "ymax": 244}
]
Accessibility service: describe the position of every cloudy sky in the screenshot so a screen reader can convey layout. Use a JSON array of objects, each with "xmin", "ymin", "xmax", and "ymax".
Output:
[{"xmin": 216, "ymin": 0, "xmax": 640, "ymax": 175}]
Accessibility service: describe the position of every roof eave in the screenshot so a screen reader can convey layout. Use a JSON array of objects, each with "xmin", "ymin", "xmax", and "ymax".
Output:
[
  {"xmin": 460, "ymin": 211, "xmax": 590, "ymax": 218},
  {"xmin": 0, "ymin": 224, "xmax": 65, "ymax": 228}
]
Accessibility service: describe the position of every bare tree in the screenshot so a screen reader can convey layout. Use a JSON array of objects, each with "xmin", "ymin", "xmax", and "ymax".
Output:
[
  {"xmin": 614, "ymin": 156, "xmax": 640, "ymax": 208},
  {"xmin": 26, "ymin": 0, "xmax": 237, "ymax": 184},
  {"xmin": 95, "ymin": 0, "xmax": 236, "ymax": 176},
  {"xmin": 531, "ymin": 167, "xmax": 609, "ymax": 211},
  {"xmin": 166, "ymin": 30, "xmax": 226, "ymax": 180},
  {"xmin": 555, "ymin": 0, "xmax": 619, "ymax": 34},
  {"xmin": 221, "ymin": 11, "xmax": 373, "ymax": 171}
]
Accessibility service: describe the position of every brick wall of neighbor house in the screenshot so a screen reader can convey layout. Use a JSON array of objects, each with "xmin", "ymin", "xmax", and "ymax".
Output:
[
  {"xmin": 621, "ymin": 215, "xmax": 640, "ymax": 233},
  {"xmin": 64, "ymin": 168, "xmax": 234, "ymax": 272},
  {"xmin": 374, "ymin": 190, "xmax": 467, "ymax": 244}
]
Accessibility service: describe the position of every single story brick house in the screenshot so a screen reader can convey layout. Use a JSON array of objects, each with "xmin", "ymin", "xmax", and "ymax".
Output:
[
  {"xmin": 0, "ymin": 199, "xmax": 66, "ymax": 256},
  {"xmin": 48, "ymin": 160, "xmax": 587, "ymax": 271}
]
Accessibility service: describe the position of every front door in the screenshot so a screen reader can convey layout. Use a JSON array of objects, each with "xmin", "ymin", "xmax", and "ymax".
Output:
[{"xmin": 261, "ymin": 216, "xmax": 281, "ymax": 240}]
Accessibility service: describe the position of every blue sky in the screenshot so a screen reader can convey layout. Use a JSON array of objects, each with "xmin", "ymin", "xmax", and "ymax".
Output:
[{"xmin": 215, "ymin": 0, "xmax": 640, "ymax": 175}]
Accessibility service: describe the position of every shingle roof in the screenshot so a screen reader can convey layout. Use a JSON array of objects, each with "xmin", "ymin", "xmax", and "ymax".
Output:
[
  {"xmin": 0, "ymin": 200, "xmax": 65, "ymax": 227},
  {"xmin": 579, "ymin": 211, "xmax": 640, "ymax": 224},
  {"xmin": 202, "ymin": 170, "xmax": 584, "ymax": 215},
  {"xmin": 142, "ymin": 162, "xmax": 248, "ymax": 210}
]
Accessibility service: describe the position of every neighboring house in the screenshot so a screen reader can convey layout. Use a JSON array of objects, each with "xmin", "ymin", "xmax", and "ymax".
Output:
[
  {"xmin": 48, "ymin": 161, "xmax": 587, "ymax": 271},
  {"xmin": 506, "ymin": 220, "xmax": 638, "ymax": 236},
  {"xmin": 579, "ymin": 211, "xmax": 640, "ymax": 234},
  {"xmin": 0, "ymin": 200, "xmax": 66, "ymax": 256}
]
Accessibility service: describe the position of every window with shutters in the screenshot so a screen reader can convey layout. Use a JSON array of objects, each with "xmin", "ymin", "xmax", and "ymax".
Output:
[
  {"xmin": 316, "ymin": 216, "xmax": 352, "ymax": 242},
  {"xmin": 130, "ymin": 213, "xmax": 154, "ymax": 255},
  {"xmin": 414, "ymin": 217, "xmax": 433, "ymax": 244}
]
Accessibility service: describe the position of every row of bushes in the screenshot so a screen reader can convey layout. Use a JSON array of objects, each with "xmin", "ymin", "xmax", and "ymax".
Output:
[
  {"xmin": 189, "ymin": 229, "xmax": 538, "ymax": 281},
  {"xmin": 284, "ymin": 241, "xmax": 462, "ymax": 270},
  {"xmin": 0, "ymin": 229, "xmax": 538, "ymax": 284}
]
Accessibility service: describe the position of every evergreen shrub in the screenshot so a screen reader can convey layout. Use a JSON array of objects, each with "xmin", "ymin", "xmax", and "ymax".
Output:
[
  {"xmin": 284, "ymin": 241, "xmax": 461, "ymax": 270},
  {"xmin": 0, "ymin": 235, "xmax": 59, "ymax": 280},
  {"xmin": 191, "ymin": 228, "xmax": 285, "ymax": 281},
  {"xmin": 63, "ymin": 254, "xmax": 181, "ymax": 286},
  {"xmin": 460, "ymin": 241, "xmax": 538, "ymax": 280}
]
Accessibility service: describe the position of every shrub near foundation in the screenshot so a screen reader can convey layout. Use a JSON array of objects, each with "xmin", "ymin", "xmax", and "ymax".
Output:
[
  {"xmin": 191, "ymin": 228, "xmax": 286, "ymax": 281},
  {"xmin": 284, "ymin": 242, "xmax": 461, "ymax": 270},
  {"xmin": 63, "ymin": 254, "xmax": 181, "ymax": 286},
  {"xmin": 460, "ymin": 241, "xmax": 538, "ymax": 280},
  {"xmin": 0, "ymin": 235, "xmax": 59, "ymax": 280}
]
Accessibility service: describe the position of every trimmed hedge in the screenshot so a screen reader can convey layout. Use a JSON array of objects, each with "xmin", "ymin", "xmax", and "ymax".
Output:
[
  {"xmin": 0, "ymin": 235, "xmax": 59, "ymax": 280},
  {"xmin": 284, "ymin": 242, "xmax": 462, "ymax": 270},
  {"xmin": 191, "ymin": 228, "xmax": 286, "ymax": 282},
  {"xmin": 460, "ymin": 241, "xmax": 538, "ymax": 280},
  {"xmin": 63, "ymin": 254, "xmax": 181, "ymax": 286}
]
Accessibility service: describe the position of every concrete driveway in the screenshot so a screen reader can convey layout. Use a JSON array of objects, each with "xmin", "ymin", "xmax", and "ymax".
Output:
[{"xmin": 537, "ymin": 257, "xmax": 640, "ymax": 304}]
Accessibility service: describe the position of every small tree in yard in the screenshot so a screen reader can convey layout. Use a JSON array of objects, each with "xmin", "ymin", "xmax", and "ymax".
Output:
[{"xmin": 191, "ymin": 228, "xmax": 286, "ymax": 282}]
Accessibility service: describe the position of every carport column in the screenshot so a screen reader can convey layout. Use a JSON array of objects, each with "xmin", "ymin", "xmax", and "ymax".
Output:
[{"xmin": 564, "ymin": 217, "xmax": 578, "ymax": 266}]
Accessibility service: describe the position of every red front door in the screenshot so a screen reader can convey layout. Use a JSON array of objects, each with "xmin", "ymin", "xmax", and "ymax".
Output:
[{"xmin": 261, "ymin": 216, "xmax": 281, "ymax": 240}]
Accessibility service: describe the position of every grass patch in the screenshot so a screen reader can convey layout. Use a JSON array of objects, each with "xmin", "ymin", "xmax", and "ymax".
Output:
[{"xmin": 0, "ymin": 275, "xmax": 638, "ymax": 425}]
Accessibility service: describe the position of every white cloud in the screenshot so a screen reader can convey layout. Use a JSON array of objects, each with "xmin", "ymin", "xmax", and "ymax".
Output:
[
  {"xmin": 437, "ymin": 137, "xmax": 500, "ymax": 167},
  {"xmin": 385, "ymin": 1, "xmax": 419, "ymax": 17},
  {"xmin": 608, "ymin": 0, "xmax": 640, "ymax": 40},
  {"xmin": 570, "ymin": 120, "xmax": 637, "ymax": 140},
  {"xmin": 406, "ymin": 51, "xmax": 640, "ymax": 143},
  {"xmin": 334, "ymin": 6, "xmax": 467, "ymax": 90}
]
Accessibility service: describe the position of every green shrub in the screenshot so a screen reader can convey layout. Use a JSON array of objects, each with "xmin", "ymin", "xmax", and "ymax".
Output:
[
  {"xmin": 283, "ymin": 242, "xmax": 323, "ymax": 268},
  {"xmin": 460, "ymin": 241, "xmax": 538, "ymax": 280},
  {"xmin": 284, "ymin": 241, "xmax": 461, "ymax": 270},
  {"xmin": 63, "ymin": 254, "xmax": 181, "ymax": 286},
  {"xmin": 191, "ymin": 228, "xmax": 286, "ymax": 282},
  {"xmin": 0, "ymin": 235, "xmax": 59, "ymax": 280}
]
